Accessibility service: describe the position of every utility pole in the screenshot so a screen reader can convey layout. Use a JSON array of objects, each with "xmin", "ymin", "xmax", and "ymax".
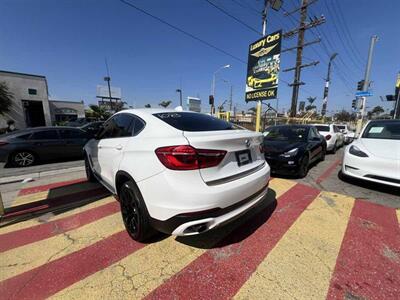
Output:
[
  {"xmin": 229, "ymin": 85, "xmax": 233, "ymax": 112},
  {"xmin": 321, "ymin": 53, "xmax": 338, "ymax": 116},
  {"xmin": 356, "ymin": 35, "xmax": 378, "ymax": 134},
  {"xmin": 176, "ymin": 89, "xmax": 183, "ymax": 107},
  {"xmin": 104, "ymin": 58, "xmax": 114, "ymax": 111},
  {"xmin": 283, "ymin": 0, "xmax": 325, "ymax": 118}
]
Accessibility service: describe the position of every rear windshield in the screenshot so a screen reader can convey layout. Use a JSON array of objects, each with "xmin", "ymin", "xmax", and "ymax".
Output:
[
  {"xmin": 337, "ymin": 125, "xmax": 346, "ymax": 130},
  {"xmin": 315, "ymin": 125, "xmax": 330, "ymax": 132},
  {"xmin": 362, "ymin": 121, "xmax": 400, "ymax": 140},
  {"xmin": 264, "ymin": 126, "xmax": 308, "ymax": 141},
  {"xmin": 153, "ymin": 112, "xmax": 238, "ymax": 131}
]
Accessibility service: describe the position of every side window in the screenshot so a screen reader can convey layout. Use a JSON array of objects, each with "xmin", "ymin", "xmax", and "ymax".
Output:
[
  {"xmin": 308, "ymin": 128, "xmax": 317, "ymax": 140},
  {"xmin": 131, "ymin": 116, "xmax": 146, "ymax": 136},
  {"xmin": 97, "ymin": 114, "xmax": 134, "ymax": 139},
  {"xmin": 59, "ymin": 129, "xmax": 86, "ymax": 139},
  {"xmin": 113, "ymin": 114, "xmax": 134, "ymax": 137},
  {"xmin": 313, "ymin": 128, "xmax": 320, "ymax": 138},
  {"xmin": 31, "ymin": 130, "xmax": 59, "ymax": 140}
]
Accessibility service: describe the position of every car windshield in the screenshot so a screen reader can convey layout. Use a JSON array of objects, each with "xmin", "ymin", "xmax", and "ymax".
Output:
[
  {"xmin": 153, "ymin": 112, "xmax": 240, "ymax": 131},
  {"xmin": 264, "ymin": 126, "xmax": 307, "ymax": 141},
  {"xmin": 315, "ymin": 125, "xmax": 330, "ymax": 132},
  {"xmin": 362, "ymin": 121, "xmax": 400, "ymax": 140}
]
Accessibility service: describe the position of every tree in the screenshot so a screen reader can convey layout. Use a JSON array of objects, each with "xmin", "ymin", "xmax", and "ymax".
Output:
[
  {"xmin": 367, "ymin": 106, "xmax": 384, "ymax": 119},
  {"xmin": 248, "ymin": 107, "xmax": 257, "ymax": 114},
  {"xmin": 88, "ymin": 104, "xmax": 111, "ymax": 120},
  {"xmin": 305, "ymin": 96, "xmax": 317, "ymax": 112},
  {"xmin": 144, "ymin": 104, "xmax": 151, "ymax": 108},
  {"xmin": 0, "ymin": 81, "xmax": 13, "ymax": 116},
  {"xmin": 334, "ymin": 109, "xmax": 356, "ymax": 122},
  {"xmin": 158, "ymin": 100, "xmax": 172, "ymax": 108}
]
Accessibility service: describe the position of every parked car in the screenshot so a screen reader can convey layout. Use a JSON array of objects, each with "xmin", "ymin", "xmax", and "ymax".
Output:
[
  {"xmin": 65, "ymin": 117, "xmax": 97, "ymax": 127},
  {"xmin": 263, "ymin": 125, "xmax": 326, "ymax": 177},
  {"xmin": 84, "ymin": 109, "xmax": 271, "ymax": 241},
  {"xmin": 0, "ymin": 127, "xmax": 90, "ymax": 167},
  {"xmin": 336, "ymin": 124, "xmax": 355, "ymax": 144},
  {"xmin": 341, "ymin": 119, "xmax": 400, "ymax": 187},
  {"xmin": 79, "ymin": 121, "xmax": 104, "ymax": 137},
  {"xmin": 313, "ymin": 124, "xmax": 344, "ymax": 153}
]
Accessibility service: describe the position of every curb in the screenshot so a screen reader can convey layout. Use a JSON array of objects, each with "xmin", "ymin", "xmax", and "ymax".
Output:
[{"xmin": 0, "ymin": 166, "xmax": 85, "ymax": 185}]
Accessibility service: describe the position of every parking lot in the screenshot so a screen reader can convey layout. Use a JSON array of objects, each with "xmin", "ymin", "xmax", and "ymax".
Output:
[{"xmin": 1, "ymin": 147, "xmax": 399, "ymax": 300}]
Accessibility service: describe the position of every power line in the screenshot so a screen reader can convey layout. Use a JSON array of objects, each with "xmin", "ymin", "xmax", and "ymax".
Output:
[
  {"xmin": 335, "ymin": 1, "xmax": 364, "ymax": 60},
  {"xmin": 323, "ymin": 0, "xmax": 363, "ymax": 72},
  {"xmin": 231, "ymin": 0, "xmax": 260, "ymax": 15},
  {"xmin": 119, "ymin": 0, "xmax": 246, "ymax": 64},
  {"xmin": 204, "ymin": 0, "xmax": 262, "ymax": 35}
]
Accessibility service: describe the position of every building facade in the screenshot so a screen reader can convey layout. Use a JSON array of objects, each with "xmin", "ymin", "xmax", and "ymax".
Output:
[
  {"xmin": 0, "ymin": 70, "xmax": 52, "ymax": 129},
  {"xmin": 49, "ymin": 100, "xmax": 85, "ymax": 123},
  {"xmin": 0, "ymin": 70, "xmax": 85, "ymax": 129}
]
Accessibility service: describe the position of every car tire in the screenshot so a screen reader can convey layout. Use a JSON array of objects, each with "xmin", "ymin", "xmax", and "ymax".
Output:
[
  {"xmin": 320, "ymin": 148, "xmax": 326, "ymax": 161},
  {"xmin": 85, "ymin": 155, "xmax": 97, "ymax": 183},
  {"xmin": 11, "ymin": 151, "xmax": 36, "ymax": 167},
  {"xmin": 119, "ymin": 180, "xmax": 155, "ymax": 242},
  {"xmin": 331, "ymin": 142, "xmax": 337, "ymax": 154},
  {"xmin": 298, "ymin": 154, "xmax": 309, "ymax": 178}
]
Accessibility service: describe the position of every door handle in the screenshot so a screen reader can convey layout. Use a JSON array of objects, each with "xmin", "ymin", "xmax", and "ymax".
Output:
[{"xmin": 115, "ymin": 145, "xmax": 123, "ymax": 150}]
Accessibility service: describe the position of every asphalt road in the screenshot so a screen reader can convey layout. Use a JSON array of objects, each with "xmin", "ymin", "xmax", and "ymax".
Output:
[{"xmin": 288, "ymin": 146, "xmax": 400, "ymax": 208}]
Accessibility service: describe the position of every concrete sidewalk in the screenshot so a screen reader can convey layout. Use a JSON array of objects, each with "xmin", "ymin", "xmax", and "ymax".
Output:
[{"xmin": 0, "ymin": 160, "xmax": 84, "ymax": 184}]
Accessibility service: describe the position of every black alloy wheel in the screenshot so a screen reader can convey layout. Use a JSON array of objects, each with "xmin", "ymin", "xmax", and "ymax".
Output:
[
  {"xmin": 85, "ymin": 155, "xmax": 97, "ymax": 182},
  {"xmin": 298, "ymin": 154, "xmax": 309, "ymax": 178},
  {"xmin": 12, "ymin": 151, "xmax": 36, "ymax": 167},
  {"xmin": 119, "ymin": 181, "xmax": 154, "ymax": 242}
]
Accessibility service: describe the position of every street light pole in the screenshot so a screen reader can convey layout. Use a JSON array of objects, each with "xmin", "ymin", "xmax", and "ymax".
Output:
[
  {"xmin": 321, "ymin": 53, "xmax": 337, "ymax": 117},
  {"xmin": 211, "ymin": 64, "xmax": 230, "ymax": 115}
]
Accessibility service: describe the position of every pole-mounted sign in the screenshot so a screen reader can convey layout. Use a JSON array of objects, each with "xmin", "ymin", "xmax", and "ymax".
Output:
[{"xmin": 245, "ymin": 30, "xmax": 282, "ymax": 102}]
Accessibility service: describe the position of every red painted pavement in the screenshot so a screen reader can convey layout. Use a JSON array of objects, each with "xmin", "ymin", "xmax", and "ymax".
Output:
[
  {"xmin": 146, "ymin": 183, "xmax": 320, "ymax": 300},
  {"xmin": 327, "ymin": 200, "xmax": 400, "ymax": 300},
  {"xmin": 18, "ymin": 178, "xmax": 87, "ymax": 196},
  {"xmin": 0, "ymin": 230, "xmax": 145, "ymax": 300},
  {"xmin": 315, "ymin": 158, "xmax": 342, "ymax": 184},
  {"xmin": 0, "ymin": 201, "xmax": 119, "ymax": 253}
]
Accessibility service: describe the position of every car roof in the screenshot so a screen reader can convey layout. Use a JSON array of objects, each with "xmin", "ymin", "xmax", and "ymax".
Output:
[{"xmin": 267, "ymin": 124, "xmax": 313, "ymax": 128}]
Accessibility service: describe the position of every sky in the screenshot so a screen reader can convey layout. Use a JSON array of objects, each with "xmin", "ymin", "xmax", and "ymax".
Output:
[{"xmin": 1, "ymin": 0, "xmax": 399, "ymax": 115}]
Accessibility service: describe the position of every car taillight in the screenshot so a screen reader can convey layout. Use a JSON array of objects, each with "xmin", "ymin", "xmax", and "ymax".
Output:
[
  {"xmin": 0, "ymin": 140, "xmax": 8, "ymax": 146},
  {"xmin": 325, "ymin": 134, "xmax": 331, "ymax": 141},
  {"xmin": 155, "ymin": 145, "xmax": 226, "ymax": 170}
]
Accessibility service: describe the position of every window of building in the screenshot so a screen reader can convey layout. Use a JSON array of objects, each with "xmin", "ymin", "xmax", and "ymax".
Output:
[{"xmin": 28, "ymin": 88, "xmax": 37, "ymax": 95}]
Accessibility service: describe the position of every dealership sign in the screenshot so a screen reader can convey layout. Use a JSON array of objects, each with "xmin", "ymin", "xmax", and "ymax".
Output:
[{"xmin": 245, "ymin": 30, "xmax": 282, "ymax": 102}]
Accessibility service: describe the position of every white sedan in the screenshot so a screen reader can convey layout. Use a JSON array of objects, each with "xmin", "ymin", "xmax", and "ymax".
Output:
[
  {"xmin": 84, "ymin": 109, "xmax": 271, "ymax": 241},
  {"xmin": 341, "ymin": 119, "xmax": 400, "ymax": 187},
  {"xmin": 313, "ymin": 124, "xmax": 345, "ymax": 153}
]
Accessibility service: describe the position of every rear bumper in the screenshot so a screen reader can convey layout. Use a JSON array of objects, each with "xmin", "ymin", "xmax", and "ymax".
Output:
[
  {"xmin": 150, "ymin": 183, "xmax": 270, "ymax": 235},
  {"xmin": 137, "ymin": 161, "xmax": 270, "ymax": 234}
]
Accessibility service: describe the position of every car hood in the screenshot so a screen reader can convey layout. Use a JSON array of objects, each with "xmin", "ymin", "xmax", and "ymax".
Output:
[
  {"xmin": 263, "ymin": 140, "xmax": 305, "ymax": 154},
  {"xmin": 359, "ymin": 138, "xmax": 400, "ymax": 160}
]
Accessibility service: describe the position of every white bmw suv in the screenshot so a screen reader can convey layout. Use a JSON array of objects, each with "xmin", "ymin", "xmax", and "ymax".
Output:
[{"xmin": 84, "ymin": 109, "xmax": 271, "ymax": 241}]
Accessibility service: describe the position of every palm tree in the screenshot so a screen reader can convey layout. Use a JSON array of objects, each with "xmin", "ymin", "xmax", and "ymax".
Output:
[
  {"xmin": 88, "ymin": 104, "xmax": 111, "ymax": 120},
  {"xmin": 248, "ymin": 107, "xmax": 257, "ymax": 114},
  {"xmin": 305, "ymin": 96, "xmax": 317, "ymax": 111},
  {"xmin": 0, "ymin": 81, "xmax": 13, "ymax": 116},
  {"xmin": 144, "ymin": 104, "xmax": 151, "ymax": 108},
  {"xmin": 159, "ymin": 100, "xmax": 172, "ymax": 108}
]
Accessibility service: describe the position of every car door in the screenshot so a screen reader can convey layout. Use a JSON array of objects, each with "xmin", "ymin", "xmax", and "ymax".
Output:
[
  {"xmin": 333, "ymin": 125, "xmax": 343, "ymax": 145},
  {"xmin": 308, "ymin": 127, "xmax": 323, "ymax": 162},
  {"xmin": 58, "ymin": 128, "xmax": 89, "ymax": 158},
  {"xmin": 96, "ymin": 114, "xmax": 135, "ymax": 189},
  {"xmin": 29, "ymin": 129, "xmax": 63, "ymax": 160}
]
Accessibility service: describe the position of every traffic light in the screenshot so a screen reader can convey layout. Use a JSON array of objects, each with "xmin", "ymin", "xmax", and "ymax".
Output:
[
  {"xmin": 209, "ymin": 95, "xmax": 214, "ymax": 106},
  {"xmin": 357, "ymin": 80, "xmax": 364, "ymax": 91},
  {"xmin": 351, "ymin": 99, "xmax": 357, "ymax": 109}
]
